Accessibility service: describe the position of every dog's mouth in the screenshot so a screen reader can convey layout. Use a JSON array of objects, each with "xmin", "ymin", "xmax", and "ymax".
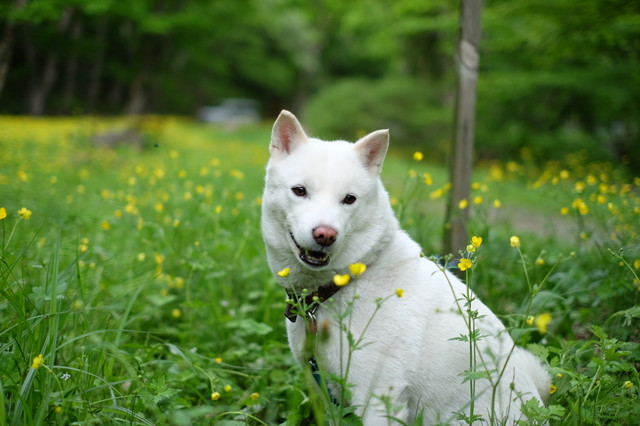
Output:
[{"xmin": 290, "ymin": 232, "xmax": 331, "ymax": 267}]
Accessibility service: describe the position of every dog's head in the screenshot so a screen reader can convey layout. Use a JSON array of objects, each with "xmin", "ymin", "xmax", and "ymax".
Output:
[{"xmin": 262, "ymin": 110, "xmax": 396, "ymax": 285}]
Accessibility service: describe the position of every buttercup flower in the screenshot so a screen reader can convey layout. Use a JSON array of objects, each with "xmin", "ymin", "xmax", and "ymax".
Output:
[
  {"xmin": 277, "ymin": 268, "xmax": 290, "ymax": 277},
  {"xmin": 0, "ymin": 207, "xmax": 6, "ymax": 220},
  {"xmin": 458, "ymin": 199, "xmax": 468, "ymax": 209},
  {"xmin": 471, "ymin": 236, "xmax": 482, "ymax": 249},
  {"xmin": 510, "ymin": 236, "xmax": 521, "ymax": 248},
  {"xmin": 549, "ymin": 385, "xmax": 557, "ymax": 395},
  {"xmin": 526, "ymin": 315, "xmax": 534, "ymax": 326},
  {"xmin": 395, "ymin": 288, "xmax": 405, "ymax": 298},
  {"xmin": 224, "ymin": 385, "xmax": 232, "ymax": 392},
  {"xmin": 250, "ymin": 392, "xmax": 260, "ymax": 401},
  {"xmin": 413, "ymin": 151, "xmax": 423, "ymax": 161},
  {"xmin": 211, "ymin": 391, "xmax": 221, "ymax": 401},
  {"xmin": 18, "ymin": 207, "xmax": 32, "ymax": 219},
  {"xmin": 458, "ymin": 258, "xmax": 473, "ymax": 272},
  {"xmin": 623, "ymin": 380, "xmax": 634, "ymax": 390},
  {"xmin": 349, "ymin": 263, "xmax": 367, "ymax": 276},
  {"xmin": 535, "ymin": 313, "xmax": 552, "ymax": 334},
  {"xmin": 31, "ymin": 354, "xmax": 44, "ymax": 369},
  {"xmin": 333, "ymin": 274, "xmax": 351, "ymax": 286}
]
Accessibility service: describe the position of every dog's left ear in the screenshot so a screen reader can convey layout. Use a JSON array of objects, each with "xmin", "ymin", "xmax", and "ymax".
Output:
[
  {"xmin": 354, "ymin": 129, "xmax": 389, "ymax": 175},
  {"xmin": 270, "ymin": 110, "xmax": 308, "ymax": 160}
]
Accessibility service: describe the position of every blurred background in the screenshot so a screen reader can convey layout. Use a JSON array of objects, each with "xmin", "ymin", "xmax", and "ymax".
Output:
[{"xmin": 1, "ymin": 0, "xmax": 638, "ymax": 170}]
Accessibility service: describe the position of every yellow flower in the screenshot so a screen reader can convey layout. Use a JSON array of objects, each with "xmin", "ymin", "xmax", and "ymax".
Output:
[
  {"xmin": 31, "ymin": 354, "xmax": 44, "ymax": 369},
  {"xmin": 623, "ymin": 380, "xmax": 634, "ymax": 390},
  {"xmin": 0, "ymin": 207, "xmax": 6, "ymax": 220},
  {"xmin": 549, "ymin": 384, "xmax": 557, "ymax": 395},
  {"xmin": 634, "ymin": 259, "xmax": 640, "ymax": 270},
  {"xmin": 473, "ymin": 196, "xmax": 483, "ymax": 205},
  {"xmin": 101, "ymin": 221, "xmax": 110, "ymax": 231},
  {"xmin": 458, "ymin": 199, "xmax": 468, "ymax": 209},
  {"xmin": 510, "ymin": 236, "xmax": 521, "ymax": 248},
  {"xmin": 349, "ymin": 263, "xmax": 367, "ymax": 276},
  {"xmin": 211, "ymin": 391, "xmax": 221, "ymax": 401},
  {"xmin": 395, "ymin": 288, "xmax": 405, "ymax": 298},
  {"xmin": 277, "ymin": 268, "xmax": 290, "ymax": 277},
  {"xmin": 423, "ymin": 173, "xmax": 432, "ymax": 185},
  {"xmin": 560, "ymin": 207, "xmax": 569, "ymax": 216},
  {"xmin": 536, "ymin": 258, "xmax": 545, "ymax": 266},
  {"xmin": 493, "ymin": 199, "xmax": 502, "ymax": 208},
  {"xmin": 230, "ymin": 169, "xmax": 244, "ymax": 179},
  {"xmin": 171, "ymin": 308, "xmax": 182, "ymax": 318},
  {"xmin": 535, "ymin": 313, "xmax": 552, "ymax": 334},
  {"xmin": 526, "ymin": 315, "xmax": 534, "ymax": 326},
  {"xmin": 215, "ymin": 357, "xmax": 222, "ymax": 363},
  {"xmin": 430, "ymin": 188, "xmax": 444, "ymax": 199},
  {"xmin": 413, "ymin": 151, "xmax": 423, "ymax": 161},
  {"xmin": 224, "ymin": 385, "xmax": 232, "ymax": 392},
  {"xmin": 458, "ymin": 258, "xmax": 473, "ymax": 272},
  {"xmin": 471, "ymin": 236, "xmax": 482, "ymax": 249},
  {"xmin": 18, "ymin": 207, "xmax": 32, "ymax": 219},
  {"xmin": 333, "ymin": 274, "xmax": 351, "ymax": 286},
  {"xmin": 250, "ymin": 392, "xmax": 260, "ymax": 401}
]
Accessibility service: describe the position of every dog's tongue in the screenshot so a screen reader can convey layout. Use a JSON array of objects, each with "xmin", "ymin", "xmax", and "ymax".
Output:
[{"xmin": 301, "ymin": 249, "xmax": 330, "ymax": 267}]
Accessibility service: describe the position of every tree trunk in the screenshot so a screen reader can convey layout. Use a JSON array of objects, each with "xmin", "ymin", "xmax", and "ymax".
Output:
[
  {"xmin": 125, "ymin": 39, "xmax": 153, "ymax": 115},
  {"xmin": 25, "ymin": 7, "xmax": 72, "ymax": 115},
  {"xmin": 86, "ymin": 18, "xmax": 107, "ymax": 113},
  {"xmin": 443, "ymin": 0, "xmax": 482, "ymax": 255},
  {"xmin": 61, "ymin": 20, "xmax": 83, "ymax": 113},
  {"xmin": 0, "ymin": 0, "xmax": 28, "ymax": 98}
]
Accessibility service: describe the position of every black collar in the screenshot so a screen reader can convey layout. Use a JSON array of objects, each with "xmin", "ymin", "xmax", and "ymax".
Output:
[{"xmin": 284, "ymin": 283, "xmax": 342, "ymax": 323}]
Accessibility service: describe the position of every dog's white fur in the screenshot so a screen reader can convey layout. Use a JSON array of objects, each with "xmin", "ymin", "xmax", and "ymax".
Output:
[{"xmin": 261, "ymin": 110, "xmax": 550, "ymax": 425}]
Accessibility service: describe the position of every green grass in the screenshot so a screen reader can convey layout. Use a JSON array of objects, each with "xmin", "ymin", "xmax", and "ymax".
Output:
[{"xmin": 0, "ymin": 116, "xmax": 639, "ymax": 425}]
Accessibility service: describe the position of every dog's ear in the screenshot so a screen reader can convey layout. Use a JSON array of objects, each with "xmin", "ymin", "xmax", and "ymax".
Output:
[
  {"xmin": 270, "ymin": 110, "xmax": 308, "ymax": 159},
  {"xmin": 354, "ymin": 129, "xmax": 389, "ymax": 175}
]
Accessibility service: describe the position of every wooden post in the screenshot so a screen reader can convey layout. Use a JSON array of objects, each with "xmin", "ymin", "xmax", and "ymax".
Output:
[{"xmin": 444, "ymin": 0, "xmax": 482, "ymax": 256}]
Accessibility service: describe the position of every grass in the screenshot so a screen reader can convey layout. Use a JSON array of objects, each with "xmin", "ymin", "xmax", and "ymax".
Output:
[{"xmin": 0, "ymin": 116, "xmax": 639, "ymax": 425}]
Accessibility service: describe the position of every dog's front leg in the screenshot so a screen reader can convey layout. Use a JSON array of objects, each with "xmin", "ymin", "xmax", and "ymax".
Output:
[{"xmin": 346, "ymin": 361, "xmax": 414, "ymax": 425}]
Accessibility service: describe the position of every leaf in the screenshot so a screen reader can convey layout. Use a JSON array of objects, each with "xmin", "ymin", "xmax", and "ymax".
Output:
[
  {"xmin": 590, "ymin": 325, "xmax": 608, "ymax": 340},
  {"xmin": 225, "ymin": 318, "xmax": 273, "ymax": 336},
  {"xmin": 449, "ymin": 334, "xmax": 469, "ymax": 342}
]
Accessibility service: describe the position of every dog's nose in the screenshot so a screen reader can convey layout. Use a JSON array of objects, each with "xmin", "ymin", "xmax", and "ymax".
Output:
[{"xmin": 313, "ymin": 225, "xmax": 337, "ymax": 247}]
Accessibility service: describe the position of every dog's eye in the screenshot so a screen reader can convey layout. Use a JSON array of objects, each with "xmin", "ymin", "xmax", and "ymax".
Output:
[
  {"xmin": 342, "ymin": 194, "xmax": 357, "ymax": 205},
  {"xmin": 291, "ymin": 186, "xmax": 307, "ymax": 197}
]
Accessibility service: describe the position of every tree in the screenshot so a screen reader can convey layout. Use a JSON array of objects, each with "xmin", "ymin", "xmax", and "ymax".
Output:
[{"xmin": 444, "ymin": 0, "xmax": 482, "ymax": 256}]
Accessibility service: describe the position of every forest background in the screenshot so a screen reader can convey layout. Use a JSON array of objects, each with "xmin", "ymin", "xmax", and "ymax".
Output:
[{"xmin": 1, "ymin": 0, "xmax": 639, "ymax": 170}]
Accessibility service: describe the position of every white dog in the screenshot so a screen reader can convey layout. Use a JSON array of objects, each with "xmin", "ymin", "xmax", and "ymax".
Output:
[{"xmin": 261, "ymin": 110, "xmax": 550, "ymax": 425}]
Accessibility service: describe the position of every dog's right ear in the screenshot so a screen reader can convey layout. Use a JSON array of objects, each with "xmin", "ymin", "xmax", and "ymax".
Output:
[{"xmin": 270, "ymin": 110, "xmax": 308, "ymax": 159}]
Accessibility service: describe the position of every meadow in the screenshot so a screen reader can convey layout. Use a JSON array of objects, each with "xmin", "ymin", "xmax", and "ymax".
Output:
[{"xmin": 0, "ymin": 116, "xmax": 638, "ymax": 425}]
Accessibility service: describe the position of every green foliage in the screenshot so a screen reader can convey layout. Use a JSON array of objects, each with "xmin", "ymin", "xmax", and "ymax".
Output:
[
  {"xmin": 304, "ymin": 77, "xmax": 451, "ymax": 148},
  {"xmin": 478, "ymin": 0, "xmax": 640, "ymax": 167}
]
